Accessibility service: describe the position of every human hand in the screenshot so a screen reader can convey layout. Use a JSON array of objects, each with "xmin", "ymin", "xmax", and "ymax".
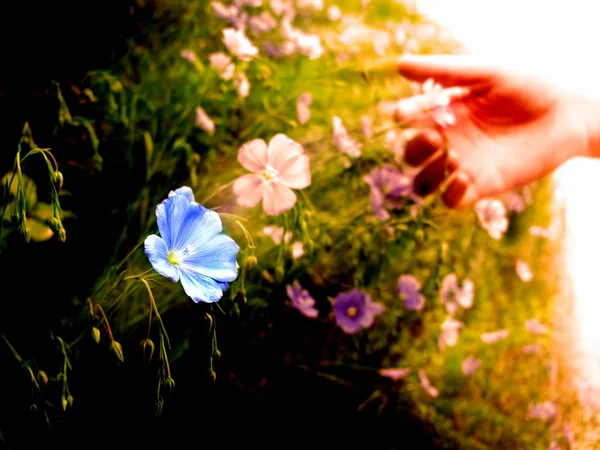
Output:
[{"xmin": 395, "ymin": 54, "xmax": 595, "ymax": 208}]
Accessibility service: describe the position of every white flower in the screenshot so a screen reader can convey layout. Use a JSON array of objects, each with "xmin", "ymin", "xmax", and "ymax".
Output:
[
  {"xmin": 222, "ymin": 28, "xmax": 259, "ymax": 61},
  {"xmin": 516, "ymin": 260, "xmax": 533, "ymax": 282},
  {"xmin": 327, "ymin": 5, "xmax": 342, "ymax": 21}
]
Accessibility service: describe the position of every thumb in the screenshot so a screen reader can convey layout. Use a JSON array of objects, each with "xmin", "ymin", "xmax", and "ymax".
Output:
[{"xmin": 398, "ymin": 54, "xmax": 500, "ymax": 87}]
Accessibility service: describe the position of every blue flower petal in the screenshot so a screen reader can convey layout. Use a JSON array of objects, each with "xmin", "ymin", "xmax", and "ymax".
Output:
[
  {"xmin": 144, "ymin": 234, "xmax": 180, "ymax": 282},
  {"xmin": 173, "ymin": 203, "xmax": 223, "ymax": 253},
  {"xmin": 170, "ymin": 186, "xmax": 195, "ymax": 203},
  {"xmin": 178, "ymin": 267, "xmax": 225, "ymax": 303},
  {"xmin": 155, "ymin": 192, "xmax": 193, "ymax": 249},
  {"xmin": 181, "ymin": 234, "xmax": 239, "ymax": 282}
]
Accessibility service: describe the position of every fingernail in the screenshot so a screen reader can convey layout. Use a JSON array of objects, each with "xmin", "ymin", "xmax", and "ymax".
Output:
[
  {"xmin": 442, "ymin": 172, "xmax": 468, "ymax": 208},
  {"xmin": 413, "ymin": 151, "xmax": 447, "ymax": 197},
  {"xmin": 404, "ymin": 129, "xmax": 444, "ymax": 166}
]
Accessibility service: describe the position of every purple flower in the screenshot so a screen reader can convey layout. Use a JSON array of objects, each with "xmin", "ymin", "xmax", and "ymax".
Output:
[
  {"xmin": 398, "ymin": 274, "xmax": 425, "ymax": 311},
  {"xmin": 333, "ymin": 289, "xmax": 383, "ymax": 334},
  {"xmin": 286, "ymin": 281, "xmax": 318, "ymax": 318},
  {"xmin": 363, "ymin": 164, "xmax": 413, "ymax": 220}
]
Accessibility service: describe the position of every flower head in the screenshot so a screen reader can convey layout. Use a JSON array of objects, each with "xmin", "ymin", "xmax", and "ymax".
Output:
[
  {"xmin": 418, "ymin": 369, "xmax": 439, "ymax": 398},
  {"xmin": 262, "ymin": 225, "xmax": 292, "ymax": 244},
  {"xmin": 439, "ymin": 317, "xmax": 463, "ymax": 350},
  {"xmin": 181, "ymin": 49, "xmax": 197, "ymax": 63},
  {"xmin": 332, "ymin": 115, "xmax": 362, "ymax": 158},
  {"xmin": 481, "ymin": 328, "xmax": 509, "ymax": 344},
  {"xmin": 286, "ymin": 280, "xmax": 318, "ymax": 318},
  {"xmin": 296, "ymin": 92, "xmax": 313, "ymax": 125},
  {"xmin": 379, "ymin": 367, "xmax": 411, "ymax": 380},
  {"xmin": 516, "ymin": 260, "xmax": 533, "ymax": 282},
  {"xmin": 398, "ymin": 274, "xmax": 425, "ymax": 311},
  {"xmin": 461, "ymin": 355, "xmax": 481, "ymax": 375},
  {"xmin": 333, "ymin": 289, "xmax": 383, "ymax": 334},
  {"xmin": 474, "ymin": 198, "xmax": 509, "ymax": 240},
  {"xmin": 195, "ymin": 106, "xmax": 215, "ymax": 135},
  {"xmin": 222, "ymin": 28, "xmax": 259, "ymax": 61},
  {"xmin": 528, "ymin": 401, "xmax": 558, "ymax": 421},
  {"xmin": 363, "ymin": 164, "xmax": 413, "ymax": 220},
  {"xmin": 144, "ymin": 187, "xmax": 240, "ymax": 303},
  {"xmin": 209, "ymin": 52, "xmax": 235, "ymax": 80},
  {"xmin": 233, "ymin": 134, "xmax": 311, "ymax": 215},
  {"xmin": 440, "ymin": 273, "xmax": 474, "ymax": 315},
  {"xmin": 525, "ymin": 318, "xmax": 548, "ymax": 335}
]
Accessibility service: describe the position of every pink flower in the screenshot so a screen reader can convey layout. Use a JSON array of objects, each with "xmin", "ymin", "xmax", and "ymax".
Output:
[
  {"xmin": 195, "ymin": 106, "xmax": 215, "ymax": 135},
  {"xmin": 291, "ymin": 241, "xmax": 304, "ymax": 259},
  {"xmin": 525, "ymin": 318, "xmax": 548, "ymax": 335},
  {"xmin": 481, "ymin": 329, "xmax": 509, "ymax": 344},
  {"xmin": 262, "ymin": 225, "xmax": 292, "ymax": 244},
  {"xmin": 440, "ymin": 273, "xmax": 474, "ymax": 315},
  {"xmin": 332, "ymin": 115, "xmax": 362, "ymax": 158},
  {"xmin": 181, "ymin": 49, "xmax": 197, "ymax": 63},
  {"xmin": 233, "ymin": 134, "xmax": 311, "ymax": 215},
  {"xmin": 394, "ymin": 78, "xmax": 469, "ymax": 128},
  {"xmin": 439, "ymin": 317, "xmax": 463, "ymax": 350},
  {"xmin": 379, "ymin": 367, "xmax": 411, "ymax": 380},
  {"xmin": 528, "ymin": 401, "xmax": 557, "ymax": 421},
  {"xmin": 461, "ymin": 355, "xmax": 481, "ymax": 375},
  {"xmin": 418, "ymin": 369, "xmax": 439, "ymax": 398},
  {"xmin": 296, "ymin": 92, "xmax": 313, "ymax": 124},
  {"xmin": 209, "ymin": 52, "xmax": 235, "ymax": 80},
  {"xmin": 474, "ymin": 198, "xmax": 509, "ymax": 240},
  {"xmin": 222, "ymin": 28, "xmax": 259, "ymax": 61}
]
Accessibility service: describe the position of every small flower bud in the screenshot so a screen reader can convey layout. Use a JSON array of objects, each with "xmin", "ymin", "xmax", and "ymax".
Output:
[
  {"xmin": 54, "ymin": 171, "xmax": 64, "ymax": 190},
  {"xmin": 67, "ymin": 394, "xmax": 73, "ymax": 408},
  {"xmin": 154, "ymin": 397, "xmax": 164, "ymax": 416},
  {"xmin": 37, "ymin": 370, "xmax": 48, "ymax": 388},
  {"xmin": 204, "ymin": 313, "xmax": 213, "ymax": 332},
  {"xmin": 110, "ymin": 340, "xmax": 124, "ymax": 363},
  {"xmin": 21, "ymin": 226, "xmax": 31, "ymax": 243},
  {"xmin": 245, "ymin": 255, "xmax": 258, "ymax": 269},
  {"xmin": 214, "ymin": 349, "xmax": 221, "ymax": 360},
  {"xmin": 58, "ymin": 227, "xmax": 67, "ymax": 242},
  {"xmin": 30, "ymin": 404, "xmax": 38, "ymax": 411},
  {"xmin": 140, "ymin": 338, "xmax": 155, "ymax": 364},
  {"xmin": 163, "ymin": 377, "xmax": 176, "ymax": 395},
  {"xmin": 207, "ymin": 370, "xmax": 217, "ymax": 384},
  {"xmin": 61, "ymin": 396, "xmax": 68, "ymax": 411},
  {"xmin": 48, "ymin": 217, "xmax": 61, "ymax": 233},
  {"xmin": 91, "ymin": 327, "xmax": 101, "ymax": 344}
]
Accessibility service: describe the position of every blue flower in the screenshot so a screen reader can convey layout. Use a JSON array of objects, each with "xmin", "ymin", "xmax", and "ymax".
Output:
[
  {"xmin": 333, "ymin": 289, "xmax": 384, "ymax": 334},
  {"xmin": 144, "ymin": 186, "xmax": 240, "ymax": 303}
]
